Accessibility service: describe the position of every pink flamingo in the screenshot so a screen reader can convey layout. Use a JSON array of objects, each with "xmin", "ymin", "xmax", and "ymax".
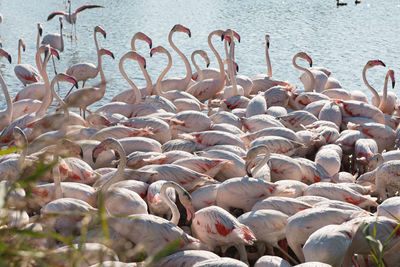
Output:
[
  {"xmin": 65, "ymin": 26, "xmax": 107, "ymax": 96},
  {"xmin": 63, "ymin": 48, "xmax": 114, "ymax": 119},
  {"xmin": 160, "ymin": 24, "xmax": 192, "ymax": 92},
  {"xmin": 47, "ymin": 2, "xmax": 104, "ymax": 38},
  {"xmin": 14, "ymin": 38, "xmax": 41, "ymax": 86},
  {"xmin": 112, "ymin": 32, "xmax": 153, "ymax": 102},
  {"xmin": 0, "ymin": 48, "xmax": 13, "ymax": 131},
  {"xmin": 191, "ymin": 205, "xmax": 256, "ymax": 265},
  {"xmin": 251, "ymin": 34, "xmax": 291, "ymax": 94},
  {"xmin": 186, "ymin": 30, "xmax": 225, "ymax": 102}
]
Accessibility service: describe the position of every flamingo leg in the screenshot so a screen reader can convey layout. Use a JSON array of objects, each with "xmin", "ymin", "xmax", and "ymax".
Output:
[
  {"xmin": 235, "ymin": 244, "xmax": 249, "ymax": 265},
  {"xmin": 275, "ymin": 244, "xmax": 300, "ymax": 265},
  {"xmin": 51, "ymin": 56, "xmax": 61, "ymax": 93},
  {"xmin": 352, "ymin": 256, "xmax": 360, "ymax": 267}
]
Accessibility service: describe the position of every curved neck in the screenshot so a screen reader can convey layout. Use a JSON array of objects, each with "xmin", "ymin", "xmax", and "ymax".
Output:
[
  {"xmin": 50, "ymin": 76, "xmax": 70, "ymax": 125},
  {"xmin": 191, "ymin": 52, "xmax": 202, "ymax": 81},
  {"xmin": 227, "ymin": 40, "xmax": 238, "ymax": 95},
  {"xmin": 97, "ymin": 53, "xmax": 106, "ymax": 96},
  {"xmin": 130, "ymin": 35, "xmax": 138, "ymax": 51},
  {"xmin": 94, "ymin": 30, "xmax": 100, "ymax": 55},
  {"xmin": 168, "ymin": 30, "xmax": 192, "ymax": 87},
  {"xmin": 36, "ymin": 52, "xmax": 51, "ymax": 117},
  {"xmin": 362, "ymin": 65, "xmax": 380, "ymax": 103},
  {"xmin": 208, "ymin": 31, "xmax": 225, "ymax": 82},
  {"xmin": 140, "ymin": 63, "xmax": 153, "ymax": 95},
  {"xmin": 160, "ymin": 182, "xmax": 181, "ymax": 225},
  {"xmin": 18, "ymin": 42, "xmax": 22, "ymax": 64},
  {"xmin": 0, "ymin": 74, "xmax": 12, "ymax": 122},
  {"xmin": 119, "ymin": 54, "xmax": 141, "ymax": 104},
  {"xmin": 253, "ymin": 153, "xmax": 270, "ymax": 176},
  {"xmin": 293, "ymin": 55, "xmax": 315, "ymax": 91},
  {"xmin": 266, "ymin": 43, "xmax": 272, "ymax": 77},
  {"xmin": 54, "ymin": 161, "xmax": 63, "ymax": 199},
  {"xmin": 36, "ymin": 30, "xmax": 42, "ymax": 71},
  {"xmin": 154, "ymin": 51, "xmax": 172, "ymax": 96},
  {"xmin": 17, "ymin": 138, "xmax": 27, "ymax": 173},
  {"xmin": 99, "ymin": 145, "xmax": 127, "ymax": 193},
  {"xmin": 378, "ymin": 72, "xmax": 390, "ymax": 111}
]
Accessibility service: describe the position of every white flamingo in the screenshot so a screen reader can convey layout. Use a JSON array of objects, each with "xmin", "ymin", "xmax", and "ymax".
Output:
[{"xmin": 14, "ymin": 38, "xmax": 41, "ymax": 86}]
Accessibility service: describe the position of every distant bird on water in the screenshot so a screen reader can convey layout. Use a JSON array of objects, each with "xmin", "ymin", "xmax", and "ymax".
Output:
[
  {"xmin": 355, "ymin": 0, "xmax": 361, "ymax": 4},
  {"xmin": 337, "ymin": 0, "xmax": 348, "ymax": 6},
  {"xmin": 47, "ymin": 0, "xmax": 104, "ymax": 39}
]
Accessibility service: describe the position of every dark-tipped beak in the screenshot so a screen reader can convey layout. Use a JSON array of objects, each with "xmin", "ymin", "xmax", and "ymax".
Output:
[
  {"xmin": 150, "ymin": 52, "xmax": 153, "ymax": 57},
  {"xmin": 92, "ymin": 152, "xmax": 97, "ymax": 164},
  {"xmin": 144, "ymin": 63, "xmax": 146, "ymax": 69},
  {"xmin": 393, "ymin": 81, "xmax": 396, "ymax": 89},
  {"xmin": 149, "ymin": 42, "xmax": 152, "ymax": 49},
  {"xmin": 382, "ymin": 62, "xmax": 386, "ymax": 67},
  {"xmin": 309, "ymin": 60, "xmax": 313, "ymax": 67},
  {"xmin": 206, "ymin": 63, "xmax": 210, "ymax": 68},
  {"xmin": 188, "ymin": 30, "xmax": 192, "ymax": 38},
  {"xmin": 7, "ymin": 55, "xmax": 11, "ymax": 64},
  {"xmin": 110, "ymin": 52, "xmax": 115, "ymax": 59},
  {"xmin": 39, "ymin": 28, "xmax": 43, "ymax": 36},
  {"xmin": 267, "ymin": 42, "xmax": 270, "ymax": 48},
  {"xmin": 236, "ymin": 65, "xmax": 239, "ymax": 72}
]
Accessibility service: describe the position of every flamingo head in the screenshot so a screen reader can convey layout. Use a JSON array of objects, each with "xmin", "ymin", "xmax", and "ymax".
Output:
[
  {"xmin": 130, "ymin": 51, "xmax": 146, "ymax": 69},
  {"xmin": 12, "ymin": 127, "xmax": 27, "ymax": 148},
  {"xmin": 99, "ymin": 48, "xmax": 115, "ymax": 59},
  {"xmin": 195, "ymin": 50, "xmax": 210, "ymax": 68},
  {"xmin": 57, "ymin": 73, "xmax": 78, "ymax": 88},
  {"xmin": 233, "ymin": 30, "xmax": 241, "ymax": 43},
  {"xmin": 60, "ymin": 139, "xmax": 83, "ymax": 158},
  {"xmin": 265, "ymin": 34, "xmax": 270, "ymax": 48},
  {"xmin": 0, "ymin": 48, "xmax": 12, "ymax": 63},
  {"xmin": 137, "ymin": 32, "xmax": 153, "ymax": 49},
  {"xmin": 38, "ymin": 23, "xmax": 43, "ymax": 36},
  {"xmin": 59, "ymin": 16, "xmax": 63, "ymax": 28},
  {"xmin": 172, "ymin": 24, "xmax": 191, "ymax": 37},
  {"xmin": 19, "ymin": 39, "xmax": 26, "ymax": 52},
  {"xmin": 95, "ymin": 26, "xmax": 106, "ymax": 38},
  {"xmin": 232, "ymin": 60, "xmax": 239, "ymax": 73},
  {"xmin": 150, "ymin": 46, "xmax": 166, "ymax": 57},
  {"xmin": 92, "ymin": 138, "xmax": 123, "ymax": 164},
  {"xmin": 366, "ymin": 59, "xmax": 385, "ymax": 68},
  {"xmin": 223, "ymin": 35, "xmax": 232, "ymax": 46},
  {"xmin": 49, "ymin": 47, "xmax": 60, "ymax": 60},
  {"xmin": 179, "ymin": 190, "xmax": 195, "ymax": 222},
  {"xmin": 296, "ymin": 52, "xmax": 312, "ymax": 67},
  {"xmin": 245, "ymin": 145, "xmax": 271, "ymax": 176},
  {"xmin": 388, "ymin": 69, "xmax": 395, "ymax": 88}
]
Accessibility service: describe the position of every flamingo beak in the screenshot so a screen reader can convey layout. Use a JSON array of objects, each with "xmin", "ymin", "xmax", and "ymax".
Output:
[
  {"xmin": 65, "ymin": 74, "xmax": 79, "ymax": 88},
  {"xmin": 50, "ymin": 48, "xmax": 60, "ymax": 60},
  {"xmin": 39, "ymin": 27, "xmax": 43, "ymax": 36},
  {"xmin": 22, "ymin": 43, "xmax": 26, "ymax": 52},
  {"xmin": 233, "ymin": 31, "xmax": 240, "ymax": 43},
  {"xmin": 92, "ymin": 143, "xmax": 105, "ymax": 164},
  {"xmin": 150, "ymin": 47, "xmax": 157, "ymax": 57},
  {"xmin": 267, "ymin": 41, "xmax": 270, "ymax": 48},
  {"xmin": 96, "ymin": 26, "xmax": 107, "ymax": 38},
  {"xmin": 206, "ymin": 63, "xmax": 210, "ymax": 68},
  {"xmin": 147, "ymin": 37, "xmax": 153, "ymax": 49},
  {"xmin": 138, "ymin": 55, "xmax": 146, "ymax": 69},
  {"xmin": 102, "ymin": 49, "xmax": 115, "ymax": 59},
  {"xmin": 186, "ymin": 205, "xmax": 195, "ymax": 222},
  {"xmin": 389, "ymin": 70, "xmax": 395, "ymax": 88},
  {"xmin": 372, "ymin": 60, "xmax": 385, "ymax": 67},
  {"xmin": 0, "ymin": 49, "xmax": 12, "ymax": 63}
]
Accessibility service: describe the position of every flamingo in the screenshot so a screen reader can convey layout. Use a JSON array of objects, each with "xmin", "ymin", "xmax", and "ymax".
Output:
[
  {"xmin": 47, "ymin": 2, "xmax": 104, "ymax": 39},
  {"xmin": 0, "ymin": 45, "xmax": 60, "ymax": 145},
  {"xmin": 292, "ymin": 52, "xmax": 315, "ymax": 91},
  {"xmin": 191, "ymin": 205, "xmax": 256, "ymax": 265},
  {"xmin": 14, "ymin": 38, "xmax": 41, "ymax": 86},
  {"xmin": 65, "ymin": 26, "xmax": 107, "ymax": 96},
  {"xmin": 0, "ymin": 48, "xmax": 13, "ymax": 131},
  {"xmin": 186, "ymin": 30, "xmax": 225, "ymax": 102},
  {"xmin": 254, "ymin": 255, "xmax": 292, "ymax": 267},
  {"xmin": 156, "ymin": 250, "xmax": 220, "ymax": 267},
  {"xmin": 376, "ymin": 69, "xmax": 396, "ymax": 114},
  {"xmin": 251, "ymin": 34, "xmax": 291, "ymax": 94},
  {"xmin": 42, "ymin": 17, "xmax": 64, "ymax": 52},
  {"xmin": 111, "ymin": 32, "xmax": 153, "ymax": 102},
  {"xmin": 159, "ymin": 24, "xmax": 192, "ymax": 92},
  {"xmin": 63, "ymin": 48, "xmax": 114, "ymax": 119},
  {"xmin": 362, "ymin": 59, "xmax": 386, "ymax": 105},
  {"xmin": 191, "ymin": 50, "xmax": 210, "ymax": 82}
]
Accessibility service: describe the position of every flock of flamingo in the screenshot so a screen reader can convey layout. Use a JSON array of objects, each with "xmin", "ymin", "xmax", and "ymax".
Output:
[{"xmin": 0, "ymin": 1, "xmax": 400, "ymax": 267}]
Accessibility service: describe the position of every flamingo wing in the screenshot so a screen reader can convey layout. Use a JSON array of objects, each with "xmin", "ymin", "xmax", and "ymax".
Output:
[
  {"xmin": 75, "ymin": 4, "xmax": 104, "ymax": 14},
  {"xmin": 47, "ymin": 11, "xmax": 67, "ymax": 21}
]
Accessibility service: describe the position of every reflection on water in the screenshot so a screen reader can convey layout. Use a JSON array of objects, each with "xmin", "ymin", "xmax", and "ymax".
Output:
[{"xmin": 0, "ymin": 0, "xmax": 399, "ymax": 110}]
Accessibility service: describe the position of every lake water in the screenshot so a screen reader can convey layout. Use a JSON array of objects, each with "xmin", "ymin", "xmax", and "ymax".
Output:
[{"xmin": 0, "ymin": 0, "xmax": 399, "ymax": 110}]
